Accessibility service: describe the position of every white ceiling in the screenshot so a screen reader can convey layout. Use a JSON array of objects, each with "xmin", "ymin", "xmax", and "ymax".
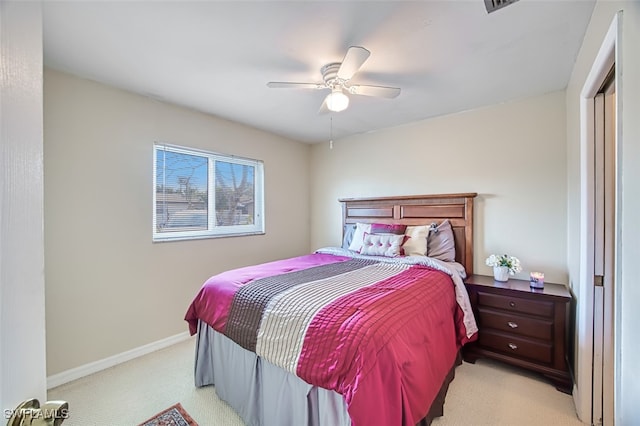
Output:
[{"xmin": 42, "ymin": 1, "xmax": 595, "ymax": 144}]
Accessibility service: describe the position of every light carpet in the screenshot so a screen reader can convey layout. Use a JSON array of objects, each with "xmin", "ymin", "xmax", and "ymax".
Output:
[{"xmin": 48, "ymin": 337, "xmax": 583, "ymax": 425}]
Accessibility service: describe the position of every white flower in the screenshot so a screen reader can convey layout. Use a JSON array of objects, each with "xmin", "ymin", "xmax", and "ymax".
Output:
[{"xmin": 485, "ymin": 253, "xmax": 522, "ymax": 275}]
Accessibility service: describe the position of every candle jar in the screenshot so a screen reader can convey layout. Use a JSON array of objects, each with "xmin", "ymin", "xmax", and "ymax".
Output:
[{"xmin": 530, "ymin": 272, "xmax": 545, "ymax": 289}]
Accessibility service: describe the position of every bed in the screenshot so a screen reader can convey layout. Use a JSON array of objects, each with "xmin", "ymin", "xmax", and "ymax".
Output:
[{"xmin": 185, "ymin": 193, "xmax": 478, "ymax": 426}]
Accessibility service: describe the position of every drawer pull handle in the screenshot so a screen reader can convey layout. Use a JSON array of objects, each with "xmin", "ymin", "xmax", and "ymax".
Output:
[
  {"xmin": 509, "ymin": 301, "xmax": 516, "ymax": 308},
  {"xmin": 508, "ymin": 343, "xmax": 518, "ymax": 350},
  {"xmin": 507, "ymin": 321, "xmax": 519, "ymax": 329}
]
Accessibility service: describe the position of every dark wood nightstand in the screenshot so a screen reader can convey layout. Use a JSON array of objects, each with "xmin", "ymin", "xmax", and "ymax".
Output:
[{"xmin": 463, "ymin": 274, "xmax": 573, "ymax": 393}]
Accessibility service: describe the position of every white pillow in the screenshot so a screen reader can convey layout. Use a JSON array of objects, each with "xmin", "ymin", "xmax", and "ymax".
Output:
[
  {"xmin": 402, "ymin": 225, "xmax": 430, "ymax": 256},
  {"xmin": 360, "ymin": 233, "xmax": 404, "ymax": 257},
  {"xmin": 348, "ymin": 223, "xmax": 371, "ymax": 252}
]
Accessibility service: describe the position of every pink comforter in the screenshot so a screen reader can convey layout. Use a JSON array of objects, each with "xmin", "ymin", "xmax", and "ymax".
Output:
[{"xmin": 185, "ymin": 253, "xmax": 474, "ymax": 426}]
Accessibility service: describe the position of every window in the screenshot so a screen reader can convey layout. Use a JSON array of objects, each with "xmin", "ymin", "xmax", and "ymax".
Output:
[{"xmin": 153, "ymin": 144, "xmax": 264, "ymax": 241}]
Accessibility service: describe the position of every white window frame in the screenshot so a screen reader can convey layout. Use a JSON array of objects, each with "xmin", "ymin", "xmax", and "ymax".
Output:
[{"xmin": 153, "ymin": 143, "xmax": 264, "ymax": 242}]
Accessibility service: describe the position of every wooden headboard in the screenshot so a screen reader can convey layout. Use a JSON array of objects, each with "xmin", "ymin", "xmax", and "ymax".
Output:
[{"xmin": 339, "ymin": 193, "xmax": 477, "ymax": 274}]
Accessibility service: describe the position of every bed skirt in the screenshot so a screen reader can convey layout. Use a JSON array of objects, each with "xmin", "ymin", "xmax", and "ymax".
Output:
[{"xmin": 194, "ymin": 320, "xmax": 460, "ymax": 426}]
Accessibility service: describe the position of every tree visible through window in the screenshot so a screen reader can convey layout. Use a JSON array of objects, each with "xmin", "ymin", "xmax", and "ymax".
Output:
[
  {"xmin": 153, "ymin": 144, "xmax": 264, "ymax": 241},
  {"xmin": 215, "ymin": 161, "xmax": 255, "ymax": 227}
]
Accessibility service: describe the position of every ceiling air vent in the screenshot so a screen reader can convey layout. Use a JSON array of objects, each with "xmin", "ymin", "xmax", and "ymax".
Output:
[{"xmin": 484, "ymin": 0, "xmax": 519, "ymax": 14}]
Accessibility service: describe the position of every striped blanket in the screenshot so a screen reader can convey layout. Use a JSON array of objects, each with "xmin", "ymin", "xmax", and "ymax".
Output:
[{"xmin": 185, "ymin": 250, "xmax": 477, "ymax": 426}]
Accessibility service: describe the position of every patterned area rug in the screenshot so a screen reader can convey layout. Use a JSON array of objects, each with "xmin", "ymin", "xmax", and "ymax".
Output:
[{"xmin": 138, "ymin": 403, "xmax": 198, "ymax": 426}]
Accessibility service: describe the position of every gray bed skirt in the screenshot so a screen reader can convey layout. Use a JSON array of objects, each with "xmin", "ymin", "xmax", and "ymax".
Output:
[
  {"xmin": 195, "ymin": 320, "xmax": 351, "ymax": 426},
  {"xmin": 194, "ymin": 320, "xmax": 459, "ymax": 426}
]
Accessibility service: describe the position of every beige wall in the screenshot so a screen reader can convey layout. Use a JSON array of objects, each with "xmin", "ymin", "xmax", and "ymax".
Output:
[
  {"xmin": 310, "ymin": 91, "xmax": 567, "ymax": 283},
  {"xmin": 566, "ymin": 1, "xmax": 640, "ymax": 423},
  {"xmin": 43, "ymin": 69, "xmax": 311, "ymax": 375}
]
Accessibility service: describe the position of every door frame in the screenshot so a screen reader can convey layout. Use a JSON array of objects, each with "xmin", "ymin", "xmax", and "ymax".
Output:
[
  {"xmin": 0, "ymin": 0, "xmax": 47, "ymax": 412},
  {"xmin": 576, "ymin": 11, "xmax": 622, "ymax": 425}
]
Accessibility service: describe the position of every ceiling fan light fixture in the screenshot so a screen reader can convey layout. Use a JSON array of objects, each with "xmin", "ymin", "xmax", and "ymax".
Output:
[{"xmin": 326, "ymin": 90, "xmax": 349, "ymax": 112}]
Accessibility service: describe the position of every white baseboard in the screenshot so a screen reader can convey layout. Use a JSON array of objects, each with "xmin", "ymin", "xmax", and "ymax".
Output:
[{"xmin": 47, "ymin": 331, "xmax": 192, "ymax": 389}]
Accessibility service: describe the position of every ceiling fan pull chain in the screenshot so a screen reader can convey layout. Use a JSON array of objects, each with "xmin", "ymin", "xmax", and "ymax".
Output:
[{"xmin": 329, "ymin": 116, "xmax": 334, "ymax": 150}]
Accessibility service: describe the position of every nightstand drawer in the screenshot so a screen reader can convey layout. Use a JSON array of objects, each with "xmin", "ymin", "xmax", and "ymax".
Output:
[
  {"xmin": 479, "ymin": 330, "xmax": 553, "ymax": 364},
  {"xmin": 478, "ymin": 291, "xmax": 554, "ymax": 317},
  {"xmin": 478, "ymin": 308, "xmax": 553, "ymax": 340}
]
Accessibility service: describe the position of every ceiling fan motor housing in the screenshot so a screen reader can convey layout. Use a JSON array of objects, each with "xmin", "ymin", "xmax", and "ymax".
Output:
[{"xmin": 321, "ymin": 63, "xmax": 344, "ymax": 89}]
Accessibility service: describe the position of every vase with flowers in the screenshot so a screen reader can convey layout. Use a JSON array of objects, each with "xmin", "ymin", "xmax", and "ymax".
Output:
[{"xmin": 485, "ymin": 253, "xmax": 522, "ymax": 282}]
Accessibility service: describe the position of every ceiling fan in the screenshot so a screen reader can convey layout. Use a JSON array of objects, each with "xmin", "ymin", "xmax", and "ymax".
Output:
[{"xmin": 267, "ymin": 46, "xmax": 401, "ymax": 113}]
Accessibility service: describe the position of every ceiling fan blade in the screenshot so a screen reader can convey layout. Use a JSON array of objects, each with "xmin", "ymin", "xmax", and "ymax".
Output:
[
  {"xmin": 337, "ymin": 46, "xmax": 371, "ymax": 80},
  {"xmin": 348, "ymin": 84, "xmax": 401, "ymax": 99},
  {"xmin": 267, "ymin": 82, "xmax": 325, "ymax": 89}
]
